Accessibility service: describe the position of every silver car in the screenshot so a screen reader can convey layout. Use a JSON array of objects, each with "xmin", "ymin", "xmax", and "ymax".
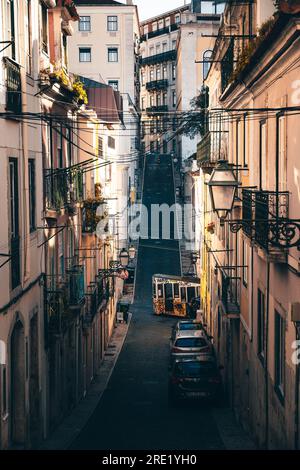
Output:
[{"xmin": 170, "ymin": 330, "xmax": 214, "ymax": 360}]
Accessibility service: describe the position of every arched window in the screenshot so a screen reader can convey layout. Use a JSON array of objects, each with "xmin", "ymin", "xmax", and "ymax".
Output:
[{"xmin": 203, "ymin": 50, "xmax": 213, "ymax": 80}]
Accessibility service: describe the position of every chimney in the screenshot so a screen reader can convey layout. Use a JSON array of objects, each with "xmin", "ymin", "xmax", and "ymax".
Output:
[{"xmin": 126, "ymin": 0, "xmax": 133, "ymax": 5}]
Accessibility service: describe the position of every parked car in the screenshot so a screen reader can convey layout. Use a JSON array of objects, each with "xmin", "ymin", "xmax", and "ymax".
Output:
[
  {"xmin": 168, "ymin": 356, "xmax": 223, "ymax": 403},
  {"xmin": 170, "ymin": 330, "xmax": 214, "ymax": 360},
  {"xmin": 171, "ymin": 320, "xmax": 205, "ymax": 343}
]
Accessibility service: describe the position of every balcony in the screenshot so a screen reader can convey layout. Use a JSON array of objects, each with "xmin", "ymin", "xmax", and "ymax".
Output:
[
  {"xmin": 84, "ymin": 277, "xmax": 110, "ymax": 326},
  {"xmin": 146, "ymin": 79, "xmax": 168, "ymax": 91},
  {"xmin": 3, "ymin": 57, "xmax": 22, "ymax": 114},
  {"xmin": 220, "ymin": 269, "xmax": 240, "ymax": 319},
  {"xmin": 67, "ymin": 265, "xmax": 85, "ymax": 308},
  {"xmin": 146, "ymin": 105, "xmax": 168, "ymax": 115},
  {"xmin": 45, "ymin": 283, "xmax": 68, "ymax": 342},
  {"xmin": 44, "ymin": 169, "xmax": 83, "ymax": 215},
  {"xmin": 141, "ymin": 50, "xmax": 177, "ymax": 66},
  {"xmin": 241, "ymin": 189, "xmax": 290, "ymax": 259},
  {"xmin": 197, "ymin": 131, "xmax": 221, "ymax": 173},
  {"xmin": 140, "ymin": 23, "xmax": 179, "ymax": 42}
]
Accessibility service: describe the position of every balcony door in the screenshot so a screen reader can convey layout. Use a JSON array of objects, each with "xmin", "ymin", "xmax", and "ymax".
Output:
[{"xmin": 9, "ymin": 158, "xmax": 20, "ymax": 289}]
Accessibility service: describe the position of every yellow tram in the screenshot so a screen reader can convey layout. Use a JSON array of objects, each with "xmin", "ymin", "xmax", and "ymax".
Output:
[{"xmin": 152, "ymin": 274, "xmax": 200, "ymax": 318}]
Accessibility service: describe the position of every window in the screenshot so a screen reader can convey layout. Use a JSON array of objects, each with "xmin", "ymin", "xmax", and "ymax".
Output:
[
  {"xmin": 275, "ymin": 311, "xmax": 285, "ymax": 399},
  {"xmin": 257, "ymin": 289, "xmax": 265, "ymax": 360},
  {"xmin": 156, "ymin": 44, "xmax": 161, "ymax": 55},
  {"xmin": 9, "ymin": 158, "xmax": 20, "ymax": 289},
  {"xmin": 79, "ymin": 47, "xmax": 91, "ymax": 62},
  {"xmin": 152, "ymin": 22, "xmax": 157, "ymax": 32},
  {"xmin": 108, "ymin": 136, "xmax": 115, "ymax": 149},
  {"xmin": 28, "ymin": 159, "xmax": 36, "ymax": 232},
  {"xmin": 6, "ymin": 1, "xmax": 16, "ymax": 59},
  {"xmin": 150, "ymin": 47, "xmax": 154, "ymax": 56},
  {"xmin": 163, "ymin": 65, "xmax": 167, "ymax": 79},
  {"xmin": 158, "ymin": 20, "xmax": 164, "ymax": 30},
  {"xmin": 107, "ymin": 16, "xmax": 118, "ymax": 32},
  {"xmin": 162, "ymin": 42, "xmax": 167, "ymax": 52},
  {"xmin": 156, "ymin": 67, "xmax": 161, "ymax": 81},
  {"xmin": 25, "ymin": 0, "xmax": 32, "ymax": 73},
  {"xmin": 41, "ymin": 1, "xmax": 48, "ymax": 53},
  {"xmin": 108, "ymin": 47, "xmax": 118, "ymax": 62},
  {"xmin": 277, "ymin": 115, "xmax": 287, "ymax": 191},
  {"xmin": 172, "ymin": 91, "xmax": 176, "ymax": 107},
  {"xmin": 150, "ymin": 69, "xmax": 154, "ymax": 81},
  {"xmin": 79, "ymin": 16, "xmax": 91, "ymax": 32},
  {"xmin": 172, "ymin": 63, "xmax": 176, "ymax": 80},
  {"xmin": 203, "ymin": 50, "xmax": 212, "ymax": 80},
  {"xmin": 163, "ymin": 92, "xmax": 167, "ymax": 106},
  {"xmin": 150, "ymin": 95, "xmax": 155, "ymax": 107},
  {"xmin": 98, "ymin": 136, "xmax": 103, "ymax": 158},
  {"xmin": 172, "ymin": 40, "xmax": 176, "ymax": 50},
  {"xmin": 175, "ymin": 14, "xmax": 180, "ymax": 24},
  {"xmin": 242, "ymin": 239, "xmax": 248, "ymax": 287},
  {"xmin": 141, "ymin": 97, "xmax": 145, "ymax": 111},
  {"xmin": 259, "ymin": 121, "xmax": 267, "ymax": 190},
  {"xmin": 165, "ymin": 17, "xmax": 170, "ymax": 28},
  {"xmin": 108, "ymin": 80, "xmax": 119, "ymax": 91},
  {"xmin": 141, "ymin": 72, "xmax": 145, "ymax": 86},
  {"xmin": 157, "ymin": 93, "xmax": 161, "ymax": 107}
]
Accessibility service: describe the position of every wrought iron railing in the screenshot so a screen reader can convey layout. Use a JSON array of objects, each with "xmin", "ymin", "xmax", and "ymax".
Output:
[
  {"xmin": 44, "ymin": 169, "xmax": 83, "ymax": 211},
  {"xmin": 220, "ymin": 269, "xmax": 240, "ymax": 316},
  {"xmin": 146, "ymin": 105, "xmax": 168, "ymax": 114},
  {"xmin": 197, "ymin": 132, "xmax": 211, "ymax": 165},
  {"xmin": 241, "ymin": 190, "xmax": 290, "ymax": 250},
  {"xmin": 141, "ymin": 50, "xmax": 177, "ymax": 66},
  {"xmin": 4, "ymin": 57, "xmax": 22, "ymax": 113},
  {"xmin": 140, "ymin": 24, "xmax": 179, "ymax": 42},
  {"xmin": 146, "ymin": 79, "xmax": 168, "ymax": 91}
]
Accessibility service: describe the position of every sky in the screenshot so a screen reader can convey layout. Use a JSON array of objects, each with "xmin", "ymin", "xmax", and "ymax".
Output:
[{"xmin": 133, "ymin": 0, "xmax": 187, "ymax": 21}]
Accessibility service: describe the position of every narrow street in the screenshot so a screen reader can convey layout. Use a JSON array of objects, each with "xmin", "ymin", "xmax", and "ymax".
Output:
[{"xmin": 71, "ymin": 155, "xmax": 246, "ymax": 450}]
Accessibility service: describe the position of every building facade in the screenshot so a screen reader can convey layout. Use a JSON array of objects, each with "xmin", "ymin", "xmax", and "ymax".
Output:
[
  {"xmin": 197, "ymin": 0, "xmax": 300, "ymax": 449},
  {"xmin": 139, "ymin": 5, "xmax": 188, "ymax": 157},
  {"xmin": 68, "ymin": 0, "xmax": 141, "ymax": 248}
]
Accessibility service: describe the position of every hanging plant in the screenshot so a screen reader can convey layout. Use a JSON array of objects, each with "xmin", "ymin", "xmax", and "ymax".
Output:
[{"xmin": 72, "ymin": 80, "xmax": 88, "ymax": 105}]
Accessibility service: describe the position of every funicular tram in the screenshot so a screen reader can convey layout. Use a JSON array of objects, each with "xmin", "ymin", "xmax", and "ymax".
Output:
[{"xmin": 152, "ymin": 274, "xmax": 200, "ymax": 318}]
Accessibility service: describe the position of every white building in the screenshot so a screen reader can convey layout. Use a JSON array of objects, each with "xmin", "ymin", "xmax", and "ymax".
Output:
[{"xmin": 68, "ymin": 0, "xmax": 140, "ymax": 248}]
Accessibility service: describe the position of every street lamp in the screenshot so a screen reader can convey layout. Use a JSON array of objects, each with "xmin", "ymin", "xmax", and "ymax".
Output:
[
  {"xmin": 207, "ymin": 160, "xmax": 239, "ymax": 224},
  {"xmin": 128, "ymin": 246, "xmax": 136, "ymax": 260},
  {"xmin": 119, "ymin": 248, "xmax": 129, "ymax": 268}
]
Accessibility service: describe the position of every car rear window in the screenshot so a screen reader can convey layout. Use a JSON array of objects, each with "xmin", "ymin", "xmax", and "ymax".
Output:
[
  {"xmin": 175, "ymin": 361, "xmax": 216, "ymax": 377},
  {"xmin": 179, "ymin": 323, "xmax": 203, "ymax": 331},
  {"xmin": 175, "ymin": 337, "xmax": 207, "ymax": 348}
]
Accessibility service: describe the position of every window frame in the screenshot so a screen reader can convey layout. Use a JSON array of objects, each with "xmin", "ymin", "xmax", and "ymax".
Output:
[
  {"xmin": 275, "ymin": 310, "xmax": 285, "ymax": 402},
  {"xmin": 107, "ymin": 47, "xmax": 118, "ymax": 63},
  {"xmin": 79, "ymin": 47, "xmax": 91, "ymax": 62},
  {"xmin": 28, "ymin": 158, "xmax": 36, "ymax": 233},
  {"xmin": 107, "ymin": 15, "xmax": 118, "ymax": 32},
  {"xmin": 79, "ymin": 16, "xmax": 91, "ymax": 32},
  {"xmin": 108, "ymin": 80, "xmax": 119, "ymax": 91},
  {"xmin": 257, "ymin": 288, "xmax": 265, "ymax": 362}
]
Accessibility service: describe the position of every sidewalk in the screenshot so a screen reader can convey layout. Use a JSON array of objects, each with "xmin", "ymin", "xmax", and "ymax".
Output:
[{"xmin": 40, "ymin": 315, "xmax": 131, "ymax": 450}]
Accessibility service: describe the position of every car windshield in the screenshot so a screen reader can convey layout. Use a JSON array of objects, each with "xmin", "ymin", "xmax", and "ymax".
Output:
[
  {"xmin": 175, "ymin": 361, "xmax": 216, "ymax": 377},
  {"xmin": 179, "ymin": 323, "xmax": 203, "ymax": 331},
  {"xmin": 175, "ymin": 338, "xmax": 207, "ymax": 348}
]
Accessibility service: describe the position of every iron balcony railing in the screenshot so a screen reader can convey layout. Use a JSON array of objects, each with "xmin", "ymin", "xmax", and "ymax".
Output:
[
  {"xmin": 4, "ymin": 57, "xmax": 22, "ymax": 113},
  {"xmin": 146, "ymin": 105, "xmax": 168, "ymax": 115},
  {"xmin": 242, "ymin": 189, "xmax": 289, "ymax": 251},
  {"xmin": 44, "ymin": 169, "xmax": 83, "ymax": 212},
  {"xmin": 44, "ymin": 282, "xmax": 68, "ymax": 342},
  {"xmin": 146, "ymin": 79, "xmax": 169, "ymax": 91},
  {"xmin": 197, "ymin": 131, "xmax": 211, "ymax": 166},
  {"xmin": 140, "ymin": 23, "xmax": 179, "ymax": 42},
  {"xmin": 141, "ymin": 50, "xmax": 177, "ymax": 66},
  {"xmin": 67, "ymin": 265, "xmax": 85, "ymax": 306}
]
